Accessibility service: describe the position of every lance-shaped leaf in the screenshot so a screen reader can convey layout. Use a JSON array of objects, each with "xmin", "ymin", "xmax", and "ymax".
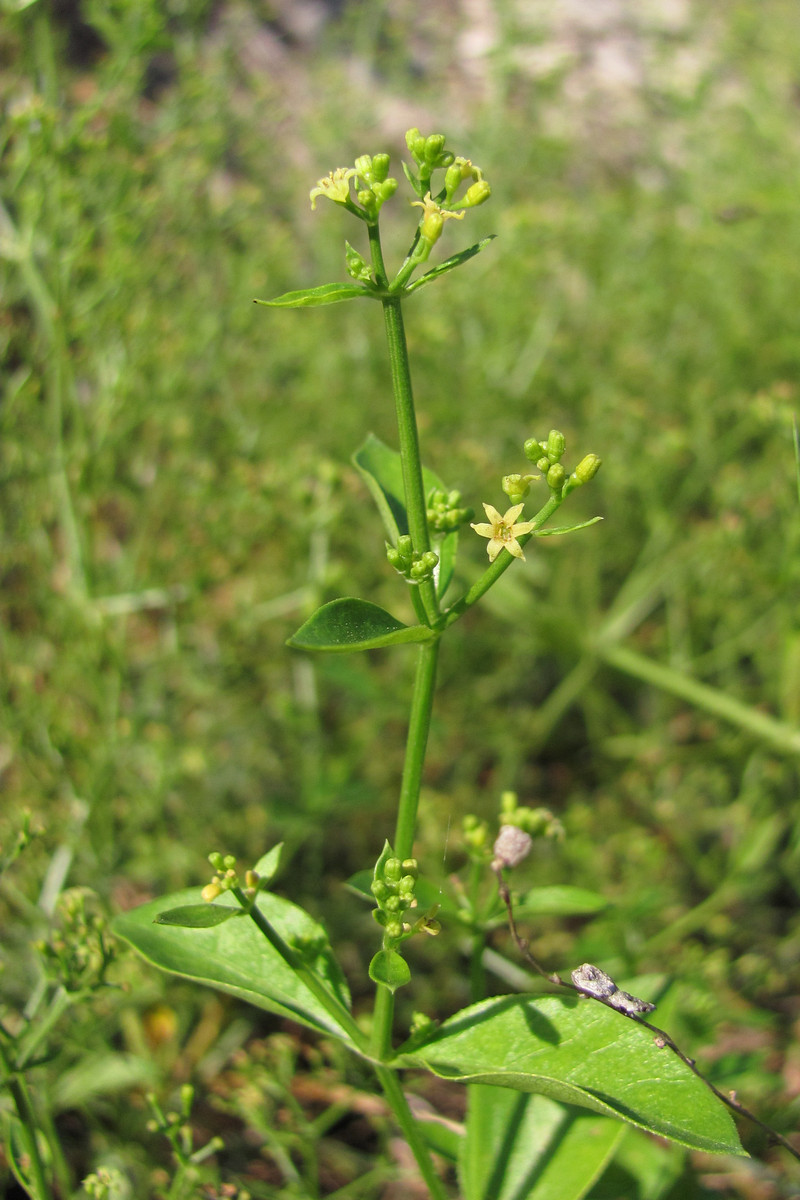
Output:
[
  {"xmin": 399, "ymin": 993, "xmax": 745, "ymax": 1156},
  {"xmin": 254, "ymin": 282, "xmax": 377, "ymax": 308},
  {"xmin": 113, "ymin": 889, "xmax": 354, "ymax": 1042},
  {"xmin": 404, "ymin": 236, "xmax": 497, "ymax": 295},
  {"xmin": 288, "ymin": 597, "xmax": 436, "ymax": 653},
  {"xmin": 533, "ymin": 516, "xmax": 603, "ymax": 537},
  {"xmin": 352, "ymin": 434, "xmax": 459, "ymax": 598},
  {"xmin": 460, "ymin": 1086, "xmax": 626, "ymax": 1200}
]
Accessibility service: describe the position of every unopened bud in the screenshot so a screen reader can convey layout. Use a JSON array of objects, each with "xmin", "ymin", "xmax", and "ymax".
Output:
[
  {"xmin": 455, "ymin": 179, "xmax": 491, "ymax": 209},
  {"xmin": 492, "ymin": 824, "xmax": 533, "ymax": 870},
  {"xmin": 546, "ymin": 430, "xmax": 566, "ymax": 462},
  {"xmin": 546, "ymin": 462, "xmax": 566, "ymax": 491},
  {"xmin": 524, "ymin": 438, "xmax": 545, "ymax": 462},
  {"xmin": 201, "ymin": 883, "xmax": 222, "ymax": 902},
  {"xmin": 573, "ymin": 454, "xmax": 602, "ymax": 484}
]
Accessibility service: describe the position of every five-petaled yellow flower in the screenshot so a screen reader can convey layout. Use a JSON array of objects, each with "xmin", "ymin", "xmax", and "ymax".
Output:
[
  {"xmin": 309, "ymin": 167, "xmax": 356, "ymax": 210},
  {"xmin": 471, "ymin": 503, "xmax": 536, "ymax": 562}
]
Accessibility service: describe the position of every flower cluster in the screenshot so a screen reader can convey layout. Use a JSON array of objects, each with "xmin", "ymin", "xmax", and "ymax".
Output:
[{"xmin": 386, "ymin": 534, "xmax": 439, "ymax": 584}]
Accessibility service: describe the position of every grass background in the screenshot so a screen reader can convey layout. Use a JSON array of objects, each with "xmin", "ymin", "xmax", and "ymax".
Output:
[{"xmin": 1, "ymin": 0, "xmax": 799, "ymax": 1195}]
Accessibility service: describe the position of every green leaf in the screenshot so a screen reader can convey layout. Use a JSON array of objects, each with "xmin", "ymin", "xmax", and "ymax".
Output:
[
  {"xmin": 369, "ymin": 948, "xmax": 411, "ymax": 992},
  {"xmin": 404, "ymin": 236, "xmax": 497, "ymax": 294},
  {"xmin": 154, "ymin": 904, "xmax": 242, "ymax": 928},
  {"xmin": 288, "ymin": 597, "xmax": 435, "ymax": 653},
  {"xmin": 352, "ymin": 434, "xmax": 446, "ymax": 545},
  {"xmin": 113, "ymin": 889, "xmax": 353, "ymax": 1041},
  {"xmin": 534, "ymin": 516, "xmax": 603, "ymax": 537},
  {"xmin": 252, "ymin": 842, "xmax": 283, "ymax": 883},
  {"xmin": 400, "ymin": 994, "xmax": 745, "ymax": 1156},
  {"xmin": 461, "ymin": 1086, "xmax": 626, "ymax": 1200},
  {"xmin": 511, "ymin": 886, "xmax": 608, "ymax": 920},
  {"xmin": 254, "ymin": 282, "xmax": 376, "ymax": 308}
]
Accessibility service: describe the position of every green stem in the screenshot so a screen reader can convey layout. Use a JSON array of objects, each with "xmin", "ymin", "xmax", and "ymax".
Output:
[
  {"xmin": 374, "ymin": 1066, "xmax": 449, "ymax": 1200},
  {"xmin": 366, "ymin": 230, "xmax": 438, "ymax": 624},
  {"xmin": 0, "ymin": 1040, "xmax": 54, "ymax": 1200},
  {"xmin": 370, "ymin": 639, "xmax": 441, "ymax": 1060},
  {"xmin": 393, "ymin": 640, "xmax": 441, "ymax": 862},
  {"xmin": 235, "ymin": 890, "xmax": 369, "ymax": 1053}
]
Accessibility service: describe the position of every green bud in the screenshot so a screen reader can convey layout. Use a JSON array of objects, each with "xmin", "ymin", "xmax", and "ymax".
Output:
[
  {"xmin": 418, "ymin": 209, "xmax": 444, "ymax": 244},
  {"xmin": 536, "ymin": 455, "xmax": 550, "ymax": 473},
  {"xmin": 357, "ymin": 188, "xmax": 378, "ymax": 216},
  {"xmin": 424, "ymin": 134, "xmax": 446, "ymax": 164},
  {"xmin": 454, "ymin": 179, "xmax": 491, "ymax": 209},
  {"xmin": 546, "ymin": 430, "xmax": 566, "ymax": 462},
  {"xmin": 573, "ymin": 453, "xmax": 602, "ymax": 484},
  {"xmin": 385, "ymin": 919, "xmax": 404, "ymax": 941},
  {"xmin": 502, "ymin": 473, "xmax": 537, "ymax": 505},
  {"xmin": 523, "ymin": 437, "xmax": 545, "ymax": 462},
  {"xmin": 406, "ymin": 128, "xmax": 425, "ymax": 160},
  {"xmin": 546, "ymin": 462, "xmax": 566, "ymax": 491},
  {"xmin": 401, "ymin": 858, "xmax": 419, "ymax": 877},
  {"xmin": 371, "ymin": 879, "xmax": 388, "ymax": 900},
  {"xmin": 386, "ymin": 545, "xmax": 402, "ymax": 570},
  {"xmin": 373, "ymin": 178, "xmax": 398, "ymax": 204},
  {"xmin": 384, "ymin": 857, "xmax": 402, "ymax": 883},
  {"xmin": 345, "ymin": 241, "xmax": 372, "ymax": 283},
  {"xmin": 354, "ymin": 154, "xmax": 373, "ymax": 180},
  {"xmin": 399, "ymin": 874, "xmax": 417, "ymax": 895},
  {"xmin": 208, "ymin": 851, "xmax": 224, "ymax": 869},
  {"xmin": 397, "ymin": 535, "xmax": 413, "ymax": 558},
  {"xmin": 444, "ymin": 161, "xmax": 465, "ymax": 201},
  {"xmin": 385, "ymin": 895, "xmax": 403, "ymax": 913},
  {"xmin": 372, "ymin": 152, "xmax": 391, "ymax": 182}
]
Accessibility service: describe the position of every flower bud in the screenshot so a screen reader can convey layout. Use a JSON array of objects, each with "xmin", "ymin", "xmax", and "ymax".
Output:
[
  {"xmin": 524, "ymin": 437, "xmax": 545, "ymax": 462},
  {"xmin": 371, "ymin": 879, "xmax": 388, "ymax": 900},
  {"xmin": 424, "ymin": 134, "xmax": 446, "ymax": 164},
  {"xmin": 383, "ymin": 857, "xmax": 402, "ymax": 883},
  {"xmin": 419, "ymin": 208, "xmax": 444, "ymax": 244},
  {"xmin": 346, "ymin": 241, "xmax": 372, "ymax": 282},
  {"xmin": 492, "ymin": 824, "xmax": 533, "ymax": 870},
  {"xmin": 455, "ymin": 180, "xmax": 491, "ymax": 209},
  {"xmin": 372, "ymin": 153, "xmax": 391, "ymax": 182},
  {"xmin": 573, "ymin": 453, "xmax": 602, "ymax": 484},
  {"xmin": 354, "ymin": 154, "xmax": 372, "ymax": 180},
  {"xmin": 405, "ymin": 128, "xmax": 425, "ymax": 160},
  {"xmin": 201, "ymin": 883, "xmax": 222, "ymax": 902},
  {"xmin": 245, "ymin": 870, "xmax": 260, "ymax": 890},
  {"xmin": 374, "ymin": 178, "xmax": 398, "ymax": 205},
  {"xmin": 546, "ymin": 430, "xmax": 566, "ymax": 462},
  {"xmin": 546, "ymin": 462, "xmax": 566, "ymax": 491},
  {"xmin": 402, "ymin": 858, "xmax": 418, "ymax": 877}
]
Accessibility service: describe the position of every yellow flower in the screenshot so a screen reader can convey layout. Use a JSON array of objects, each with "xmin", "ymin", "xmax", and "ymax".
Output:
[
  {"xmin": 309, "ymin": 167, "xmax": 356, "ymax": 210},
  {"xmin": 471, "ymin": 502, "xmax": 536, "ymax": 562}
]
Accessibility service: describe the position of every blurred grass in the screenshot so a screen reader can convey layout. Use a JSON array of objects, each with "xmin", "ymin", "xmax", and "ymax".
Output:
[{"xmin": 2, "ymin": 0, "xmax": 800, "ymax": 1193}]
